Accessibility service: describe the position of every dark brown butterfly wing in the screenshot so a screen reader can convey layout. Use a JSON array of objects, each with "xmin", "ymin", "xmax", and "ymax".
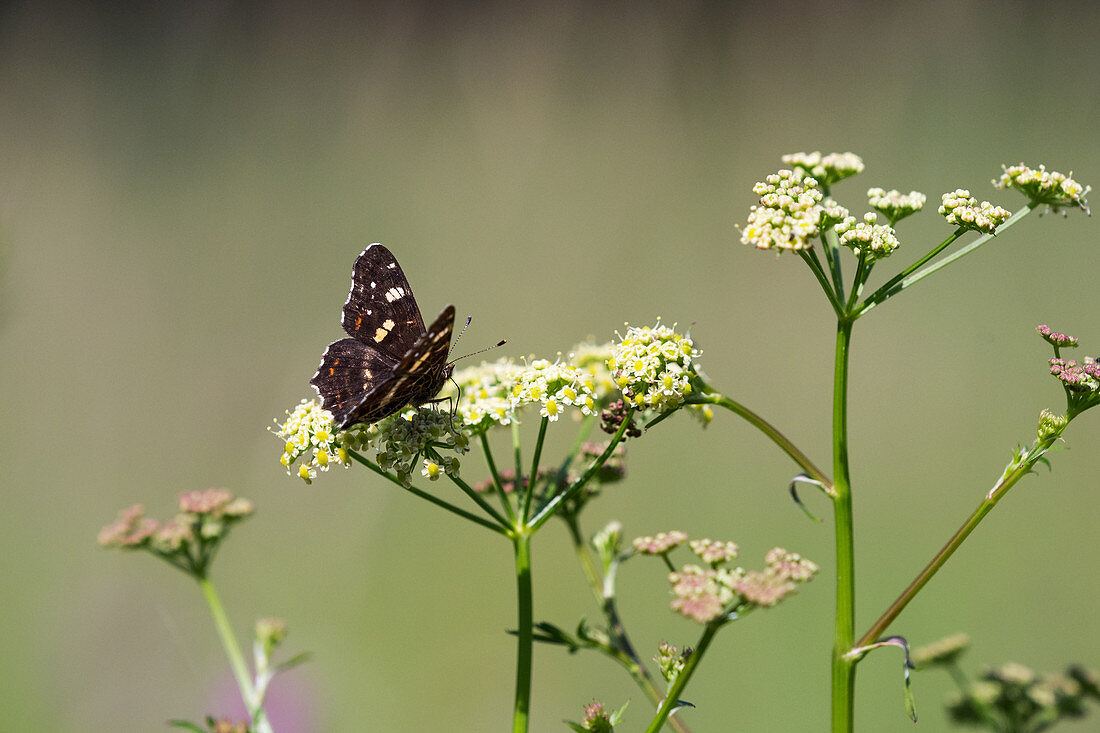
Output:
[
  {"xmin": 341, "ymin": 305, "xmax": 455, "ymax": 427},
  {"xmin": 340, "ymin": 243, "xmax": 426, "ymax": 359},
  {"xmin": 311, "ymin": 244, "xmax": 454, "ymax": 429}
]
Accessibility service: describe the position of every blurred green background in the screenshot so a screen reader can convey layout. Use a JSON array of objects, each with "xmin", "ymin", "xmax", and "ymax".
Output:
[{"xmin": 2, "ymin": 1, "xmax": 1098, "ymax": 730}]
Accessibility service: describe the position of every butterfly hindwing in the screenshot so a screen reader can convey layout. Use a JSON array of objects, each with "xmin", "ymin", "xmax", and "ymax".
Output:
[
  {"xmin": 309, "ymin": 338, "xmax": 399, "ymax": 428},
  {"xmin": 341, "ymin": 243, "xmax": 426, "ymax": 358}
]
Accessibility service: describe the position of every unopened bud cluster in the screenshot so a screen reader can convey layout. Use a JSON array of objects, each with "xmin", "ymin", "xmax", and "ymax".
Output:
[
  {"xmin": 834, "ymin": 212, "xmax": 900, "ymax": 260},
  {"xmin": 781, "ymin": 151, "xmax": 865, "ymax": 186},
  {"xmin": 375, "ymin": 407, "xmax": 468, "ymax": 486},
  {"xmin": 939, "ymin": 190, "xmax": 1011, "ymax": 234},
  {"xmin": 1037, "ymin": 324, "xmax": 1078, "ymax": 349},
  {"xmin": 655, "ymin": 641, "xmax": 691, "ymax": 683},
  {"xmin": 867, "ymin": 188, "xmax": 926, "ymax": 224}
]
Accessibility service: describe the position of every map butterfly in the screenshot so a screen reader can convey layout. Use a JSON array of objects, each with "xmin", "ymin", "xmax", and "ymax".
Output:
[{"xmin": 310, "ymin": 244, "xmax": 455, "ymax": 429}]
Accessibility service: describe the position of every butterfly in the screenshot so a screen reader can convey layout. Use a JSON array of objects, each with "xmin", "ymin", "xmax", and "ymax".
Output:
[{"xmin": 310, "ymin": 244, "xmax": 455, "ymax": 429}]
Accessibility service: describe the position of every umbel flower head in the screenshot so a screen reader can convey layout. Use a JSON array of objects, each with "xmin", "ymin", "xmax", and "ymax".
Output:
[
  {"xmin": 449, "ymin": 353, "xmax": 603, "ymax": 432},
  {"xmin": 938, "ymin": 190, "xmax": 1011, "ymax": 234},
  {"xmin": 635, "ymin": 532, "xmax": 818, "ymax": 624},
  {"xmin": 740, "ymin": 169, "xmax": 824, "ymax": 252},
  {"xmin": 273, "ymin": 399, "xmax": 369, "ymax": 484},
  {"xmin": 1039, "ymin": 325, "xmax": 1100, "ymax": 417},
  {"xmin": 608, "ymin": 321, "xmax": 700, "ymax": 415},
  {"xmin": 867, "ymin": 187, "xmax": 926, "ymax": 224},
  {"xmin": 834, "ymin": 212, "xmax": 900, "ymax": 260},
  {"xmin": 944, "ymin": 661, "xmax": 1099, "ymax": 729},
  {"xmin": 98, "ymin": 489, "xmax": 254, "ymax": 578},
  {"xmin": 781, "ymin": 151, "xmax": 865, "ymax": 187},
  {"xmin": 995, "ymin": 163, "xmax": 1091, "ymax": 215}
]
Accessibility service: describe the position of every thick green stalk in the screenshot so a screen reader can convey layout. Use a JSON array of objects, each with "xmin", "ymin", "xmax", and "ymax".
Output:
[
  {"xmin": 512, "ymin": 532, "xmax": 534, "ymax": 733},
  {"xmin": 199, "ymin": 576, "xmax": 273, "ymax": 733},
  {"xmin": 831, "ymin": 321, "xmax": 856, "ymax": 733}
]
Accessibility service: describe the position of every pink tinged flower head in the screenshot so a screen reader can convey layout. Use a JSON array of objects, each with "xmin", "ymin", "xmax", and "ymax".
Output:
[
  {"xmin": 736, "ymin": 570, "xmax": 797, "ymax": 608},
  {"xmin": 152, "ymin": 517, "xmax": 195, "ymax": 552},
  {"xmin": 1037, "ymin": 324, "xmax": 1079, "ymax": 348},
  {"xmin": 98, "ymin": 505, "xmax": 159, "ymax": 548},
  {"xmin": 179, "ymin": 488, "xmax": 233, "ymax": 515},
  {"xmin": 632, "ymin": 530, "xmax": 688, "ymax": 555},
  {"xmin": 765, "ymin": 547, "xmax": 820, "ymax": 581},
  {"xmin": 688, "ymin": 538, "xmax": 739, "ymax": 564},
  {"xmin": 668, "ymin": 565, "xmax": 735, "ymax": 623}
]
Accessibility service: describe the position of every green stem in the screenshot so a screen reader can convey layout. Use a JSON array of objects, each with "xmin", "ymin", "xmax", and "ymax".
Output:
[
  {"xmin": 858, "ymin": 205, "xmax": 1033, "ymax": 317},
  {"xmin": 482, "ymin": 432, "xmax": 517, "ymax": 523},
  {"xmin": 521, "ymin": 417, "xmax": 549, "ymax": 521},
  {"xmin": 512, "ymin": 532, "xmax": 534, "ymax": 733},
  {"xmin": 644, "ymin": 622, "xmax": 722, "ymax": 733},
  {"xmin": 831, "ymin": 321, "xmax": 856, "ymax": 733},
  {"xmin": 857, "ymin": 228, "xmax": 963, "ymax": 316},
  {"xmin": 856, "ymin": 435, "xmax": 1057, "ymax": 647},
  {"xmin": 349, "ymin": 451, "xmax": 508, "ymax": 534},
  {"xmin": 689, "ymin": 392, "xmax": 831, "ymax": 486},
  {"xmin": 528, "ymin": 410, "xmax": 634, "ymax": 531},
  {"xmin": 199, "ymin": 576, "xmax": 273, "ymax": 733},
  {"xmin": 562, "ymin": 517, "xmax": 692, "ymax": 733},
  {"xmin": 511, "ymin": 420, "xmax": 524, "ymax": 508},
  {"xmin": 445, "ymin": 472, "xmax": 513, "ymax": 529},
  {"xmin": 800, "ymin": 248, "xmax": 844, "ymax": 316}
]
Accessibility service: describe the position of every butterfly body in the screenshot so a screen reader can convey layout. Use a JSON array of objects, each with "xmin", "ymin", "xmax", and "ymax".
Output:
[{"xmin": 310, "ymin": 244, "xmax": 454, "ymax": 429}]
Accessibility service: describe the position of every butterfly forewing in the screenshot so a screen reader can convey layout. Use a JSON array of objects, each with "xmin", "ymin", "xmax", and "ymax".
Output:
[
  {"xmin": 311, "ymin": 244, "xmax": 456, "ymax": 430},
  {"xmin": 341, "ymin": 243, "xmax": 426, "ymax": 359}
]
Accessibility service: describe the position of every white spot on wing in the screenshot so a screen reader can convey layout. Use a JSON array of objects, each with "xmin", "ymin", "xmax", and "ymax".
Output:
[
  {"xmin": 370, "ymin": 281, "xmax": 376, "ymax": 289},
  {"xmin": 384, "ymin": 286, "xmax": 406, "ymax": 303},
  {"xmin": 387, "ymin": 262, "xmax": 397, "ymax": 269}
]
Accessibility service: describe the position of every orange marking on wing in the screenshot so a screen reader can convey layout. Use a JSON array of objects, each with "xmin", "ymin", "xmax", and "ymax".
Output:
[
  {"xmin": 355, "ymin": 316, "xmax": 363, "ymax": 330},
  {"xmin": 328, "ymin": 368, "xmax": 335, "ymax": 376}
]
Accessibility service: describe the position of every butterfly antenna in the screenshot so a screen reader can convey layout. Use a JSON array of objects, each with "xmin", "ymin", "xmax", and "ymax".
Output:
[
  {"xmin": 452, "ymin": 338, "xmax": 507, "ymax": 364},
  {"xmin": 448, "ymin": 316, "xmax": 473, "ymax": 358}
]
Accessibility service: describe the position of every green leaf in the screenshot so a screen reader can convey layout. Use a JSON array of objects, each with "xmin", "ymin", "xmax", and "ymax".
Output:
[{"xmin": 167, "ymin": 722, "xmax": 208, "ymax": 732}]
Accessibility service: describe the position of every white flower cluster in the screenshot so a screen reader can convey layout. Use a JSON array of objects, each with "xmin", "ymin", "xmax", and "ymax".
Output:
[
  {"xmin": 450, "ymin": 355, "xmax": 601, "ymax": 430},
  {"xmin": 939, "ymin": 189, "xmax": 1011, "ymax": 234},
  {"xmin": 740, "ymin": 169, "xmax": 824, "ymax": 252},
  {"xmin": 781, "ymin": 151, "xmax": 865, "ymax": 186},
  {"xmin": 609, "ymin": 322, "xmax": 700, "ymax": 413},
  {"xmin": 995, "ymin": 163, "xmax": 1090, "ymax": 214},
  {"xmin": 834, "ymin": 212, "xmax": 900, "ymax": 259},
  {"xmin": 867, "ymin": 187, "xmax": 926, "ymax": 223},
  {"xmin": 274, "ymin": 399, "xmax": 367, "ymax": 484}
]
